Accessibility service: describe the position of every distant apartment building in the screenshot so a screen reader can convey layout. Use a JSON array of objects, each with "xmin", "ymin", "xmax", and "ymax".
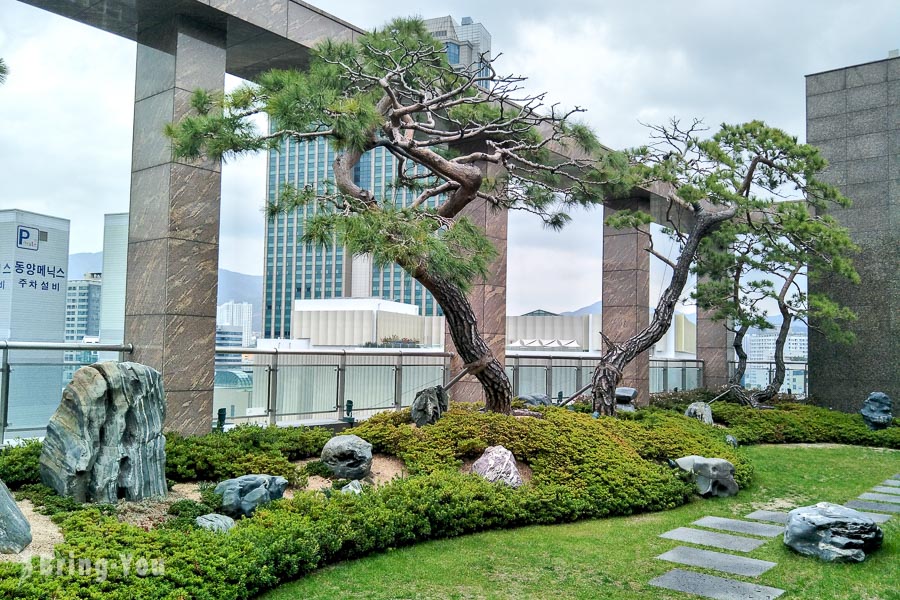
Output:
[
  {"xmin": 262, "ymin": 15, "xmax": 494, "ymax": 339},
  {"xmin": 217, "ymin": 300, "xmax": 253, "ymax": 347},
  {"xmin": 0, "ymin": 209, "xmax": 69, "ymax": 439},
  {"xmin": 742, "ymin": 329, "xmax": 808, "ymax": 394},
  {"xmin": 215, "ymin": 325, "xmax": 244, "ymax": 366},
  {"xmin": 64, "ymin": 272, "xmax": 102, "ymax": 373}
]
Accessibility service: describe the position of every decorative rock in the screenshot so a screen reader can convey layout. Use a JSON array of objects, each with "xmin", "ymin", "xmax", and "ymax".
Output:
[
  {"xmin": 725, "ymin": 434, "xmax": 739, "ymax": 448},
  {"xmin": 40, "ymin": 362, "xmax": 167, "ymax": 503},
  {"xmin": 215, "ymin": 474, "xmax": 288, "ymax": 518},
  {"xmin": 616, "ymin": 403, "xmax": 636, "ymax": 413},
  {"xmin": 615, "ymin": 387, "xmax": 638, "ymax": 403},
  {"xmin": 519, "ymin": 393, "xmax": 552, "ymax": 406},
  {"xmin": 511, "ymin": 408, "xmax": 544, "ymax": 418},
  {"xmin": 411, "ymin": 385, "xmax": 449, "ymax": 426},
  {"xmin": 685, "ymin": 402, "xmax": 714, "ymax": 425},
  {"xmin": 784, "ymin": 502, "xmax": 883, "ymax": 562},
  {"xmin": 195, "ymin": 513, "xmax": 235, "ymax": 533},
  {"xmin": 320, "ymin": 435, "xmax": 373, "ymax": 480},
  {"xmin": 0, "ymin": 479, "xmax": 32, "ymax": 554},
  {"xmin": 860, "ymin": 392, "xmax": 893, "ymax": 430},
  {"xmin": 472, "ymin": 445, "xmax": 523, "ymax": 488},
  {"xmin": 675, "ymin": 455, "xmax": 738, "ymax": 497},
  {"xmin": 341, "ymin": 480, "xmax": 364, "ymax": 495}
]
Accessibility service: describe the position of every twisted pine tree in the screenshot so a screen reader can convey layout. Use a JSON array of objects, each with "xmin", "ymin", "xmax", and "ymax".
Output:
[
  {"xmin": 167, "ymin": 17, "xmax": 630, "ymax": 414},
  {"xmin": 590, "ymin": 120, "xmax": 856, "ymax": 414}
]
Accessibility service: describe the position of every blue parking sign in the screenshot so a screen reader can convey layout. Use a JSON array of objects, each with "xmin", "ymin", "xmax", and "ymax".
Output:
[{"xmin": 17, "ymin": 225, "xmax": 39, "ymax": 251}]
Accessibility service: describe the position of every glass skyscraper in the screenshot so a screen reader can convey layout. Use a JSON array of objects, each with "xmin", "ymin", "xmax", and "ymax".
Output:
[{"xmin": 263, "ymin": 16, "xmax": 492, "ymax": 339}]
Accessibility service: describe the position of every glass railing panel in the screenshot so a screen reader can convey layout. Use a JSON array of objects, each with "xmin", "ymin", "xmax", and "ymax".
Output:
[
  {"xmin": 345, "ymin": 365, "xmax": 395, "ymax": 411},
  {"xmin": 516, "ymin": 366, "xmax": 547, "ymax": 397},
  {"xmin": 550, "ymin": 366, "xmax": 579, "ymax": 399},
  {"xmin": 399, "ymin": 365, "xmax": 445, "ymax": 407},
  {"xmin": 275, "ymin": 364, "xmax": 339, "ymax": 419}
]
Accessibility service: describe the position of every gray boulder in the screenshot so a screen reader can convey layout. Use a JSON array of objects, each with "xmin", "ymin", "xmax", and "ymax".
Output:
[
  {"xmin": 472, "ymin": 445, "xmax": 523, "ymax": 488},
  {"xmin": 195, "ymin": 513, "xmax": 235, "ymax": 533},
  {"xmin": 411, "ymin": 385, "xmax": 450, "ymax": 426},
  {"xmin": 40, "ymin": 361, "xmax": 167, "ymax": 503},
  {"xmin": 860, "ymin": 392, "xmax": 893, "ymax": 430},
  {"xmin": 725, "ymin": 434, "xmax": 739, "ymax": 448},
  {"xmin": 615, "ymin": 387, "xmax": 638, "ymax": 403},
  {"xmin": 685, "ymin": 402, "xmax": 714, "ymax": 425},
  {"xmin": 674, "ymin": 455, "xmax": 738, "ymax": 497},
  {"xmin": 519, "ymin": 393, "xmax": 552, "ymax": 407},
  {"xmin": 0, "ymin": 479, "xmax": 32, "ymax": 554},
  {"xmin": 341, "ymin": 480, "xmax": 365, "ymax": 495},
  {"xmin": 784, "ymin": 503, "xmax": 883, "ymax": 562},
  {"xmin": 215, "ymin": 474, "xmax": 288, "ymax": 518},
  {"xmin": 321, "ymin": 435, "xmax": 373, "ymax": 480}
]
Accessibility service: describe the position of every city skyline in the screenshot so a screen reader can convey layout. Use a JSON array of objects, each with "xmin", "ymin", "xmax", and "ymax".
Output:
[{"xmin": 1, "ymin": 0, "xmax": 898, "ymax": 314}]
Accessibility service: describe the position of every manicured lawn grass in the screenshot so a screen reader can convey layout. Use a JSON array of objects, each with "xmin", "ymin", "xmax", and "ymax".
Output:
[{"xmin": 261, "ymin": 444, "xmax": 899, "ymax": 600}]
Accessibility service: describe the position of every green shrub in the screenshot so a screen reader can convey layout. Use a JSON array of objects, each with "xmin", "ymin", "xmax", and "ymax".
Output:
[
  {"xmin": 0, "ymin": 439, "xmax": 42, "ymax": 489},
  {"xmin": 711, "ymin": 403, "xmax": 900, "ymax": 448},
  {"xmin": 165, "ymin": 424, "xmax": 332, "ymax": 482},
  {"xmin": 302, "ymin": 460, "xmax": 333, "ymax": 478},
  {"xmin": 14, "ymin": 483, "xmax": 116, "ymax": 520}
]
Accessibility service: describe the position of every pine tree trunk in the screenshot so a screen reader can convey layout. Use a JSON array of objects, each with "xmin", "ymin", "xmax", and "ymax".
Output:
[
  {"xmin": 414, "ymin": 268, "xmax": 511, "ymax": 414},
  {"xmin": 729, "ymin": 324, "xmax": 749, "ymax": 387},
  {"xmin": 749, "ymin": 304, "xmax": 792, "ymax": 406},
  {"xmin": 591, "ymin": 208, "xmax": 736, "ymax": 415}
]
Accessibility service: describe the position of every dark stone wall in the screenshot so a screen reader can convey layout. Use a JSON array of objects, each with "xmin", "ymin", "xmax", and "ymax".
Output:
[{"xmin": 806, "ymin": 57, "xmax": 900, "ymax": 412}]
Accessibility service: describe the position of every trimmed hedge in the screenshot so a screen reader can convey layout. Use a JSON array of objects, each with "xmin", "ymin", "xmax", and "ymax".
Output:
[
  {"xmin": 0, "ymin": 438, "xmax": 42, "ymax": 490},
  {"xmin": 712, "ymin": 402, "xmax": 899, "ymax": 448},
  {"xmin": 1, "ymin": 406, "xmax": 743, "ymax": 599}
]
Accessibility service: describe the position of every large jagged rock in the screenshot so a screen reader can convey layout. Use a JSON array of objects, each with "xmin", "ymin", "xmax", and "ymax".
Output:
[
  {"xmin": 411, "ymin": 385, "xmax": 450, "ymax": 426},
  {"xmin": 0, "ymin": 479, "xmax": 32, "ymax": 554},
  {"xmin": 860, "ymin": 392, "xmax": 893, "ymax": 430},
  {"xmin": 215, "ymin": 474, "xmax": 288, "ymax": 518},
  {"xmin": 40, "ymin": 361, "xmax": 167, "ymax": 503},
  {"xmin": 784, "ymin": 503, "xmax": 883, "ymax": 562},
  {"xmin": 472, "ymin": 445, "xmax": 523, "ymax": 488},
  {"xmin": 320, "ymin": 435, "xmax": 373, "ymax": 480},
  {"xmin": 685, "ymin": 402, "xmax": 714, "ymax": 425},
  {"xmin": 674, "ymin": 455, "xmax": 738, "ymax": 497}
]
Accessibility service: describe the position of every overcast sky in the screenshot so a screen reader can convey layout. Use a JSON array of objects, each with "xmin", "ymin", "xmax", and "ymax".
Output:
[{"xmin": 1, "ymin": 0, "xmax": 898, "ymax": 315}]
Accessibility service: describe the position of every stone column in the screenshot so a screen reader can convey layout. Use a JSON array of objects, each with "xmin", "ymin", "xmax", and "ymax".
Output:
[
  {"xmin": 696, "ymin": 307, "xmax": 731, "ymax": 389},
  {"xmin": 602, "ymin": 200, "xmax": 651, "ymax": 405},
  {"xmin": 445, "ymin": 199, "xmax": 508, "ymax": 404},
  {"xmin": 125, "ymin": 17, "xmax": 226, "ymax": 435}
]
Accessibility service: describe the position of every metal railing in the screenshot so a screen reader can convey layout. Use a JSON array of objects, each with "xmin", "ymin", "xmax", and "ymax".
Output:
[
  {"xmin": 504, "ymin": 352, "xmax": 705, "ymax": 398},
  {"xmin": 728, "ymin": 360, "xmax": 808, "ymax": 397},
  {"xmin": 1, "ymin": 341, "xmax": 707, "ymax": 442},
  {"xmin": 0, "ymin": 341, "xmax": 133, "ymax": 443}
]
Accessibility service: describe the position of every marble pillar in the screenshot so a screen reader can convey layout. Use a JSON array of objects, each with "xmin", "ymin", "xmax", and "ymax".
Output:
[
  {"xmin": 602, "ymin": 200, "xmax": 651, "ymax": 405},
  {"xmin": 445, "ymin": 199, "xmax": 508, "ymax": 404},
  {"xmin": 696, "ymin": 306, "xmax": 731, "ymax": 390},
  {"xmin": 125, "ymin": 17, "xmax": 226, "ymax": 435}
]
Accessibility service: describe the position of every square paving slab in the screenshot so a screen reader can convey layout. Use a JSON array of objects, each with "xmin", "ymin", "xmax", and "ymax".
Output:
[
  {"xmin": 657, "ymin": 546, "xmax": 777, "ymax": 577},
  {"xmin": 856, "ymin": 511, "xmax": 892, "ymax": 523},
  {"xmin": 660, "ymin": 527, "xmax": 766, "ymax": 552},
  {"xmin": 649, "ymin": 568, "xmax": 784, "ymax": 600},
  {"xmin": 745, "ymin": 510, "xmax": 790, "ymax": 524},
  {"xmin": 859, "ymin": 492, "xmax": 900, "ymax": 504},
  {"xmin": 882, "ymin": 479, "xmax": 900, "ymax": 487},
  {"xmin": 845, "ymin": 500, "xmax": 900, "ymax": 514},
  {"xmin": 693, "ymin": 516, "xmax": 784, "ymax": 537},
  {"xmin": 871, "ymin": 486, "xmax": 900, "ymax": 495}
]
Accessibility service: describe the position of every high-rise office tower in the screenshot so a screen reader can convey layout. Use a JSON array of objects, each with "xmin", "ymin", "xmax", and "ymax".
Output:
[
  {"xmin": 423, "ymin": 16, "xmax": 492, "ymax": 81},
  {"xmin": 263, "ymin": 17, "xmax": 493, "ymax": 339}
]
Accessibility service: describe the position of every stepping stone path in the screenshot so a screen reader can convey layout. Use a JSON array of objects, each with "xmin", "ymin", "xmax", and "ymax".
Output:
[{"xmin": 649, "ymin": 471, "xmax": 897, "ymax": 599}]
